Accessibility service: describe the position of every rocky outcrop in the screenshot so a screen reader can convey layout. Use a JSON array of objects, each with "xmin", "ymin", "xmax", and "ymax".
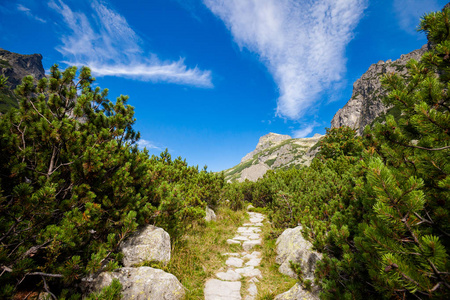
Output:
[
  {"xmin": 85, "ymin": 267, "xmax": 185, "ymax": 300},
  {"xmin": 224, "ymin": 133, "xmax": 323, "ymax": 182},
  {"xmin": 119, "ymin": 225, "xmax": 171, "ymax": 267},
  {"xmin": 0, "ymin": 48, "xmax": 45, "ymax": 89},
  {"xmin": 331, "ymin": 44, "xmax": 428, "ymax": 135},
  {"xmin": 241, "ymin": 133, "xmax": 291, "ymax": 163},
  {"xmin": 275, "ymin": 226, "xmax": 322, "ymax": 280}
]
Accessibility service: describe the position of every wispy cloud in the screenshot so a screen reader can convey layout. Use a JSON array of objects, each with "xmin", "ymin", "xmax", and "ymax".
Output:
[
  {"xmin": 292, "ymin": 124, "xmax": 317, "ymax": 139},
  {"xmin": 137, "ymin": 139, "xmax": 163, "ymax": 151},
  {"xmin": 393, "ymin": 0, "xmax": 440, "ymax": 35},
  {"xmin": 17, "ymin": 4, "xmax": 47, "ymax": 23},
  {"xmin": 203, "ymin": 0, "xmax": 367, "ymax": 119},
  {"xmin": 48, "ymin": 0, "xmax": 212, "ymax": 87}
]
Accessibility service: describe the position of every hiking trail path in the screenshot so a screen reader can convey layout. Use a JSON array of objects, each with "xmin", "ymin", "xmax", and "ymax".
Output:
[{"xmin": 204, "ymin": 211, "xmax": 265, "ymax": 300}]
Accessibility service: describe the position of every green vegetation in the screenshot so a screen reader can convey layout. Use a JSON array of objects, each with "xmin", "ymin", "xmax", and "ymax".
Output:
[
  {"xmin": 0, "ymin": 65, "xmax": 224, "ymax": 298},
  {"xmin": 0, "ymin": 7, "xmax": 448, "ymax": 300},
  {"xmin": 0, "ymin": 59, "xmax": 11, "ymax": 68},
  {"xmin": 228, "ymin": 8, "xmax": 449, "ymax": 299},
  {"xmin": 167, "ymin": 206, "xmax": 247, "ymax": 299},
  {"xmin": 0, "ymin": 75, "xmax": 18, "ymax": 114}
]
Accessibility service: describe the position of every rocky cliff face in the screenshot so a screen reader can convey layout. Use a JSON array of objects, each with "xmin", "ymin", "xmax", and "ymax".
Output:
[
  {"xmin": 224, "ymin": 133, "xmax": 323, "ymax": 182},
  {"xmin": 0, "ymin": 48, "xmax": 45, "ymax": 89},
  {"xmin": 330, "ymin": 44, "xmax": 428, "ymax": 135}
]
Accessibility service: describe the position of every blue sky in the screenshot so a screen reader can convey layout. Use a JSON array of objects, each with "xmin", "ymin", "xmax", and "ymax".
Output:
[{"xmin": 0, "ymin": 0, "xmax": 446, "ymax": 171}]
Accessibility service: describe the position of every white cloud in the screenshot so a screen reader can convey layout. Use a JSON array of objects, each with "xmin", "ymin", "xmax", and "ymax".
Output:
[
  {"xmin": 203, "ymin": 0, "xmax": 367, "ymax": 119},
  {"xmin": 292, "ymin": 124, "xmax": 315, "ymax": 138},
  {"xmin": 393, "ymin": 0, "xmax": 440, "ymax": 35},
  {"xmin": 17, "ymin": 4, "xmax": 47, "ymax": 23},
  {"xmin": 137, "ymin": 139, "xmax": 162, "ymax": 151},
  {"xmin": 48, "ymin": 0, "xmax": 212, "ymax": 87}
]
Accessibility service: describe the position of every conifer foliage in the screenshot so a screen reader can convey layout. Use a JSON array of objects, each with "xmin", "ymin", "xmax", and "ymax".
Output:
[
  {"xmin": 0, "ymin": 65, "xmax": 223, "ymax": 298},
  {"xmin": 228, "ymin": 7, "xmax": 449, "ymax": 299}
]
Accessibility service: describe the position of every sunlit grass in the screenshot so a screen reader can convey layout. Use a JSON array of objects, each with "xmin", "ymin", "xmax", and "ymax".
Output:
[{"xmin": 166, "ymin": 206, "xmax": 247, "ymax": 299}]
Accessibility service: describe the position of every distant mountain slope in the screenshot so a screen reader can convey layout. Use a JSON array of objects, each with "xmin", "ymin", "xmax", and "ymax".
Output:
[
  {"xmin": 223, "ymin": 133, "xmax": 323, "ymax": 182},
  {"xmin": 0, "ymin": 48, "xmax": 45, "ymax": 113},
  {"xmin": 331, "ymin": 44, "xmax": 428, "ymax": 135}
]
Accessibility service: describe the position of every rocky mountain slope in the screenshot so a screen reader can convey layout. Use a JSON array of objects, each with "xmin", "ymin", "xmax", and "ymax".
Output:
[
  {"xmin": 223, "ymin": 133, "xmax": 323, "ymax": 182},
  {"xmin": 0, "ymin": 48, "xmax": 45, "ymax": 113},
  {"xmin": 330, "ymin": 44, "xmax": 429, "ymax": 135}
]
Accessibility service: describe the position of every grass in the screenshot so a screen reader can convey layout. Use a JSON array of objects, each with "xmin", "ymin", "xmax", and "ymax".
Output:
[
  {"xmin": 256, "ymin": 220, "xmax": 297, "ymax": 299},
  {"xmin": 166, "ymin": 206, "xmax": 248, "ymax": 299},
  {"xmin": 166, "ymin": 204, "xmax": 296, "ymax": 299}
]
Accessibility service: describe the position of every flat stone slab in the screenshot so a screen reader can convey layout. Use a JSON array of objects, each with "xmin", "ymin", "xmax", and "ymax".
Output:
[
  {"xmin": 235, "ymin": 266, "xmax": 262, "ymax": 278},
  {"xmin": 243, "ymin": 223, "xmax": 263, "ymax": 227},
  {"xmin": 205, "ymin": 279, "xmax": 241, "ymax": 300},
  {"xmin": 227, "ymin": 239, "xmax": 241, "ymax": 245},
  {"xmin": 245, "ymin": 258, "xmax": 262, "ymax": 267},
  {"xmin": 226, "ymin": 257, "xmax": 244, "ymax": 268},
  {"xmin": 216, "ymin": 269, "xmax": 242, "ymax": 281},
  {"xmin": 223, "ymin": 253, "xmax": 240, "ymax": 257},
  {"xmin": 237, "ymin": 227, "xmax": 260, "ymax": 233},
  {"xmin": 247, "ymin": 234, "xmax": 260, "ymax": 240},
  {"xmin": 243, "ymin": 240, "xmax": 261, "ymax": 251},
  {"xmin": 233, "ymin": 235, "xmax": 249, "ymax": 241},
  {"xmin": 248, "ymin": 283, "xmax": 257, "ymax": 296},
  {"xmin": 244, "ymin": 251, "xmax": 261, "ymax": 259}
]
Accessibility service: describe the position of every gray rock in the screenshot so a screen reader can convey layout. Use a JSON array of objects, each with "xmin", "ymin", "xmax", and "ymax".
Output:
[
  {"xmin": 205, "ymin": 207, "xmax": 217, "ymax": 222},
  {"xmin": 0, "ymin": 48, "xmax": 46, "ymax": 89},
  {"xmin": 235, "ymin": 266, "xmax": 262, "ymax": 278},
  {"xmin": 243, "ymin": 240, "xmax": 261, "ymax": 251},
  {"xmin": 205, "ymin": 279, "xmax": 241, "ymax": 300},
  {"xmin": 226, "ymin": 257, "xmax": 244, "ymax": 268},
  {"xmin": 276, "ymin": 226, "xmax": 322, "ymax": 280},
  {"xmin": 120, "ymin": 225, "xmax": 170, "ymax": 267},
  {"xmin": 225, "ymin": 134, "xmax": 322, "ymax": 182},
  {"xmin": 331, "ymin": 45, "xmax": 428, "ymax": 135},
  {"xmin": 274, "ymin": 283, "xmax": 320, "ymax": 300},
  {"xmin": 241, "ymin": 133, "xmax": 292, "ymax": 163},
  {"xmin": 216, "ymin": 269, "xmax": 242, "ymax": 281},
  {"xmin": 85, "ymin": 267, "xmax": 185, "ymax": 300},
  {"xmin": 227, "ymin": 239, "xmax": 241, "ymax": 245}
]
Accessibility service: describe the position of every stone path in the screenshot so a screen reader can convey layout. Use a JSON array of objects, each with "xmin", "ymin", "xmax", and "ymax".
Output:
[{"xmin": 205, "ymin": 211, "xmax": 265, "ymax": 300}]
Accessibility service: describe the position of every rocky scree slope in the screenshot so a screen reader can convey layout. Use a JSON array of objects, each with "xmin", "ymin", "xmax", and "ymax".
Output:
[
  {"xmin": 224, "ymin": 133, "xmax": 323, "ymax": 182},
  {"xmin": 331, "ymin": 44, "xmax": 428, "ymax": 135},
  {"xmin": 0, "ymin": 48, "xmax": 45, "ymax": 113}
]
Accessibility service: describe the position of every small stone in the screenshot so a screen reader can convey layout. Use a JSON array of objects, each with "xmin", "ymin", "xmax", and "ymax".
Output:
[
  {"xmin": 243, "ymin": 222, "xmax": 263, "ymax": 227},
  {"xmin": 243, "ymin": 251, "xmax": 261, "ymax": 260},
  {"xmin": 248, "ymin": 283, "xmax": 257, "ymax": 296},
  {"xmin": 248, "ymin": 234, "xmax": 260, "ymax": 240},
  {"xmin": 226, "ymin": 257, "xmax": 244, "ymax": 268},
  {"xmin": 235, "ymin": 266, "xmax": 262, "ymax": 278},
  {"xmin": 227, "ymin": 239, "xmax": 241, "ymax": 245},
  {"xmin": 249, "ymin": 277, "xmax": 260, "ymax": 283},
  {"xmin": 223, "ymin": 253, "xmax": 240, "ymax": 257},
  {"xmin": 205, "ymin": 207, "xmax": 217, "ymax": 222},
  {"xmin": 216, "ymin": 269, "xmax": 242, "ymax": 281},
  {"xmin": 205, "ymin": 279, "xmax": 241, "ymax": 300},
  {"xmin": 243, "ymin": 240, "xmax": 261, "ymax": 251},
  {"xmin": 233, "ymin": 235, "xmax": 249, "ymax": 241},
  {"xmin": 245, "ymin": 258, "xmax": 262, "ymax": 267}
]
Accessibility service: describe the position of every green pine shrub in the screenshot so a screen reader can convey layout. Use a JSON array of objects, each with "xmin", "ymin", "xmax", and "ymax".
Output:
[{"xmin": 0, "ymin": 65, "xmax": 224, "ymax": 297}]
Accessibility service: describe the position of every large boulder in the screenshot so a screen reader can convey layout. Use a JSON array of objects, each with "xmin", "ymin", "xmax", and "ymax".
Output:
[
  {"xmin": 85, "ymin": 267, "xmax": 185, "ymax": 300},
  {"xmin": 205, "ymin": 207, "xmax": 217, "ymax": 222},
  {"xmin": 274, "ymin": 283, "xmax": 319, "ymax": 300},
  {"xmin": 275, "ymin": 226, "xmax": 322, "ymax": 280},
  {"xmin": 119, "ymin": 225, "xmax": 170, "ymax": 267}
]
